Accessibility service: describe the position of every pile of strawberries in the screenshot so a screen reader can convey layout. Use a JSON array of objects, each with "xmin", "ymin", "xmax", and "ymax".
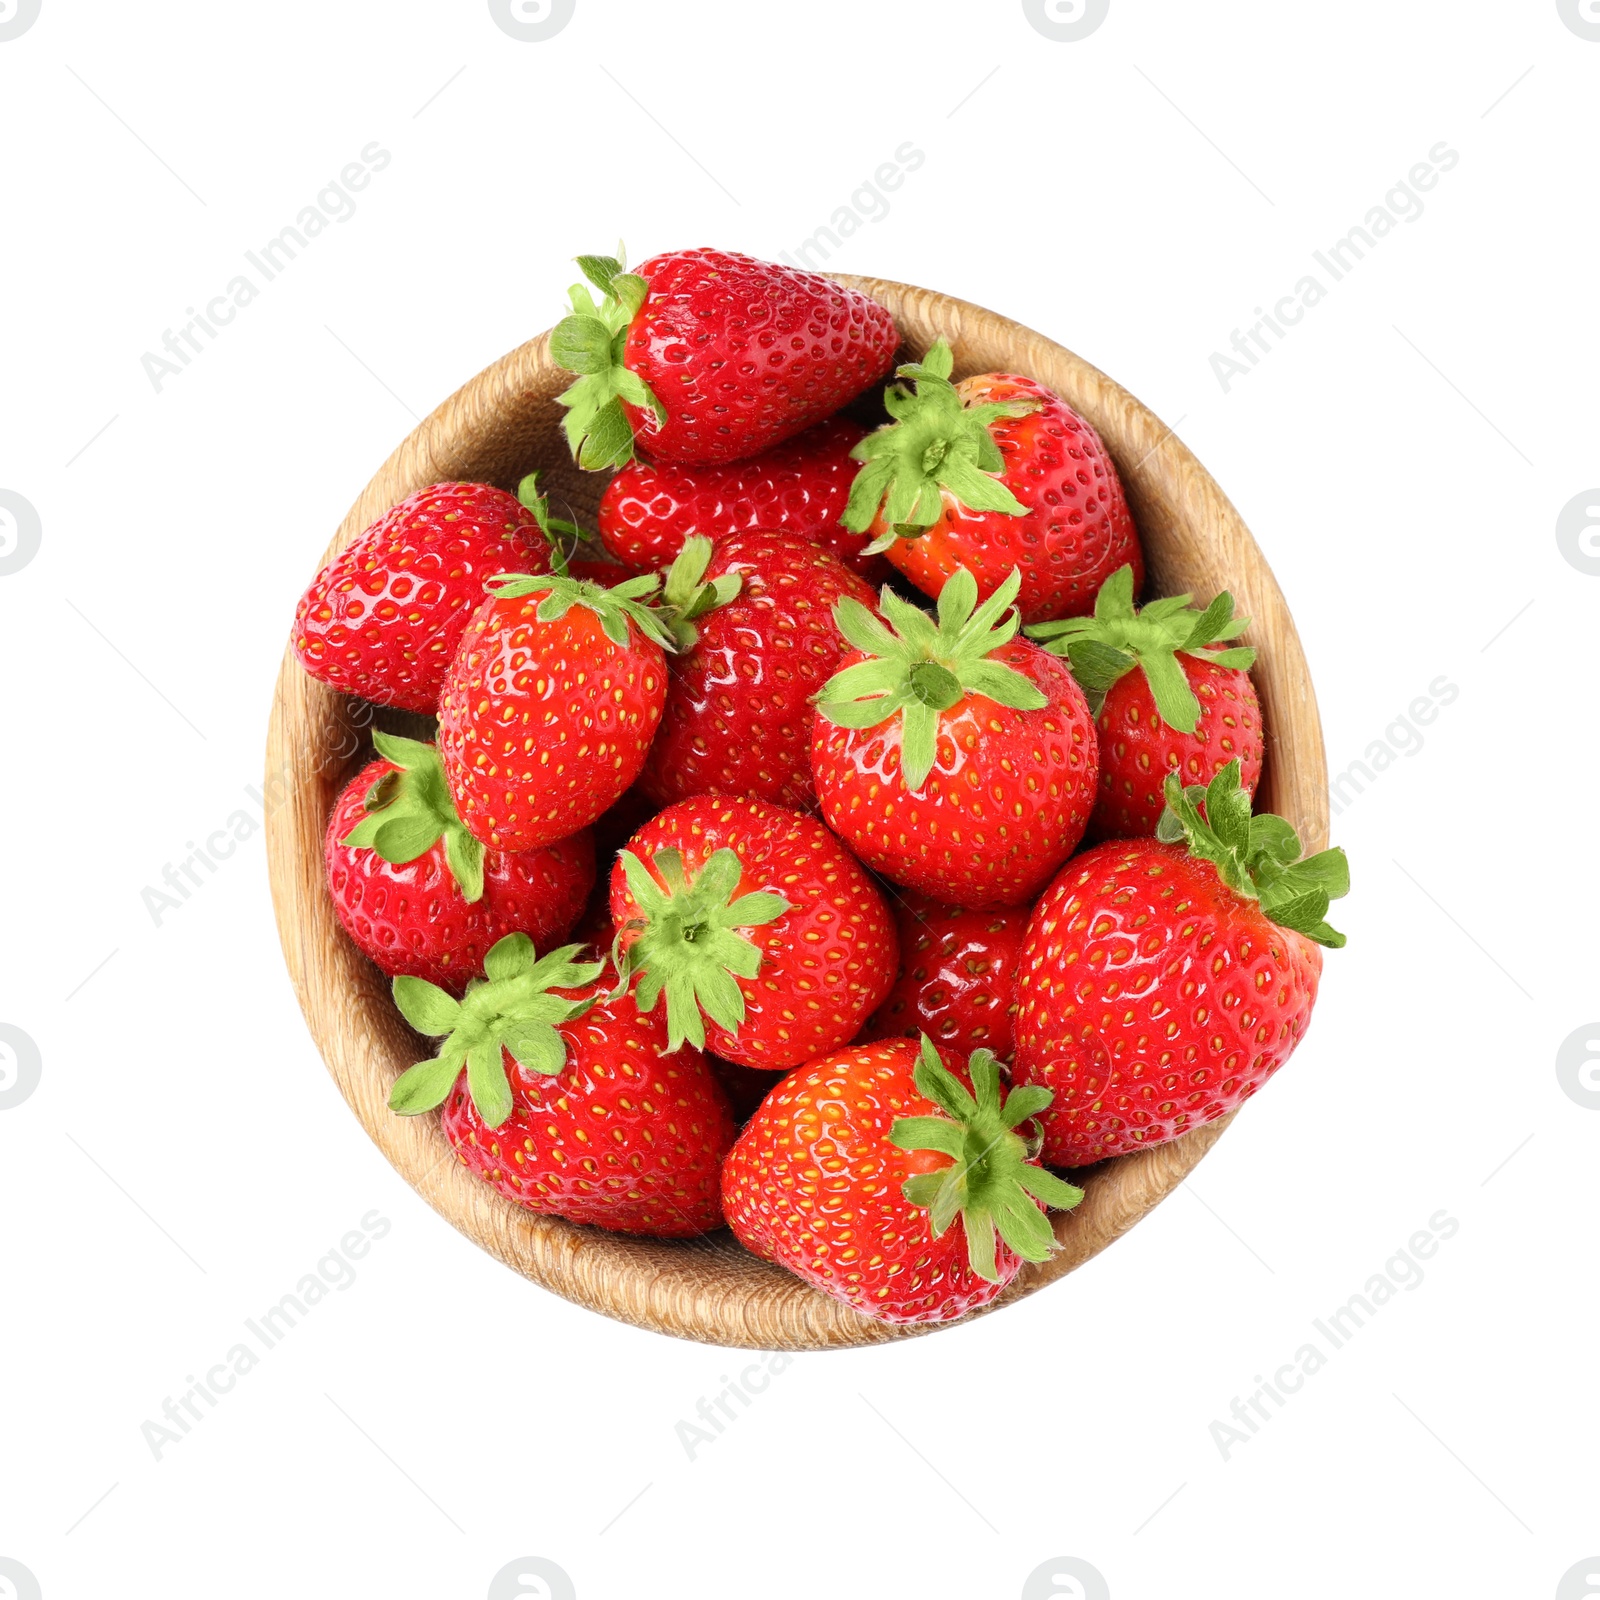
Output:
[{"xmin": 292, "ymin": 248, "xmax": 1349, "ymax": 1328}]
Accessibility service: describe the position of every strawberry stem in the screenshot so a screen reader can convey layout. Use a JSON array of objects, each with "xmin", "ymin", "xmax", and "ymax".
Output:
[
  {"xmin": 840, "ymin": 339, "xmax": 1037, "ymax": 550},
  {"xmin": 386, "ymin": 934, "xmax": 605, "ymax": 1128},
  {"xmin": 342, "ymin": 732, "xmax": 486, "ymax": 902},
  {"xmin": 1156, "ymin": 760, "xmax": 1350, "ymax": 947},
  {"xmin": 550, "ymin": 250, "xmax": 666, "ymax": 471},
  {"xmin": 891, "ymin": 1038, "xmax": 1083, "ymax": 1282},
  {"xmin": 655, "ymin": 535, "xmax": 742, "ymax": 651},
  {"xmin": 515, "ymin": 471, "xmax": 586, "ymax": 579},
  {"xmin": 486, "ymin": 569, "xmax": 679, "ymax": 653},
  {"xmin": 616, "ymin": 846, "xmax": 790, "ymax": 1053},
  {"xmin": 1027, "ymin": 565, "xmax": 1257, "ymax": 733},
  {"xmin": 813, "ymin": 566, "xmax": 1046, "ymax": 792}
]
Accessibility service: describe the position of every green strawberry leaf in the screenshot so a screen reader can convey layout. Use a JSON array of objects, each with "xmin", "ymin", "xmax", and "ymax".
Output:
[
  {"xmin": 1028, "ymin": 564, "xmax": 1259, "ymax": 735},
  {"xmin": 384, "ymin": 934, "xmax": 604, "ymax": 1129},
  {"xmin": 515, "ymin": 471, "xmax": 589, "ymax": 580},
  {"xmin": 616, "ymin": 846, "xmax": 791, "ymax": 1054},
  {"xmin": 551, "ymin": 248, "xmax": 667, "ymax": 471},
  {"xmin": 1156, "ymin": 759, "xmax": 1351, "ymax": 948},
  {"xmin": 654, "ymin": 535, "xmax": 743, "ymax": 650},
  {"xmin": 841, "ymin": 340, "xmax": 1037, "ymax": 541},
  {"xmin": 814, "ymin": 564, "xmax": 1046, "ymax": 793},
  {"xmin": 889, "ymin": 1039, "xmax": 1083, "ymax": 1283},
  {"xmin": 341, "ymin": 737, "xmax": 486, "ymax": 903},
  {"xmin": 487, "ymin": 569, "xmax": 679, "ymax": 654}
]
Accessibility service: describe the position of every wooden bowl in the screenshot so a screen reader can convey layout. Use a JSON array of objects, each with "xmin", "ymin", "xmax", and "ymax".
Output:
[{"xmin": 265, "ymin": 277, "xmax": 1329, "ymax": 1351}]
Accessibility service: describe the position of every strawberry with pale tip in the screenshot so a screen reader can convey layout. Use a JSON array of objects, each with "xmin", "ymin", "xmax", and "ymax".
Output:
[{"xmin": 722, "ymin": 1035, "xmax": 1084, "ymax": 1325}]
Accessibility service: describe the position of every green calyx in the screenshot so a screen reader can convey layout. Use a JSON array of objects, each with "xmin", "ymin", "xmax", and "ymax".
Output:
[
  {"xmin": 516, "ymin": 471, "xmax": 585, "ymax": 579},
  {"xmin": 655, "ymin": 535, "xmax": 742, "ymax": 650},
  {"xmin": 342, "ymin": 732, "xmax": 485, "ymax": 901},
  {"xmin": 616, "ymin": 847, "xmax": 790, "ymax": 1053},
  {"xmin": 387, "ymin": 934, "xmax": 604, "ymax": 1129},
  {"xmin": 814, "ymin": 565, "xmax": 1047, "ymax": 792},
  {"xmin": 1027, "ymin": 565, "xmax": 1257, "ymax": 734},
  {"xmin": 550, "ymin": 250, "xmax": 667, "ymax": 471},
  {"xmin": 841, "ymin": 339, "xmax": 1038, "ymax": 550},
  {"xmin": 485, "ymin": 569, "xmax": 678, "ymax": 652},
  {"xmin": 1156, "ymin": 759, "xmax": 1351, "ymax": 948},
  {"xmin": 891, "ymin": 1038, "xmax": 1084, "ymax": 1283}
]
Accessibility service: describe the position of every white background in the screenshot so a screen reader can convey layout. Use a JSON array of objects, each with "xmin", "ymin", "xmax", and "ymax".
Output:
[{"xmin": 2, "ymin": 2, "xmax": 1596, "ymax": 1597}]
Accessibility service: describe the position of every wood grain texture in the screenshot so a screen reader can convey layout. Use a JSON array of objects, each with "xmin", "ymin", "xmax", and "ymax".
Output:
[{"xmin": 264, "ymin": 278, "xmax": 1328, "ymax": 1351}]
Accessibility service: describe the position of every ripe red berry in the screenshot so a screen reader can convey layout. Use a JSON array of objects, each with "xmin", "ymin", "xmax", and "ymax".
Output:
[
  {"xmin": 723, "ymin": 1036, "xmax": 1083, "ymax": 1325},
  {"xmin": 326, "ymin": 736, "xmax": 593, "ymax": 992},
  {"xmin": 865, "ymin": 893, "xmax": 1029, "ymax": 1067},
  {"xmin": 842, "ymin": 342, "xmax": 1142, "ymax": 625},
  {"xmin": 596, "ymin": 415, "xmax": 888, "ymax": 579},
  {"xmin": 1028, "ymin": 566, "xmax": 1262, "ymax": 836},
  {"xmin": 640, "ymin": 530, "xmax": 875, "ymax": 812},
  {"xmin": 389, "ymin": 936, "xmax": 734, "ymax": 1237},
  {"xmin": 609, "ymin": 795, "xmax": 896, "ymax": 1071},
  {"xmin": 437, "ymin": 571, "xmax": 675, "ymax": 852},
  {"xmin": 293, "ymin": 481, "xmax": 551, "ymax": 714},
  {"xmin": 552, "ymin": 249, "xmax": 898, "ymax": 468},
  {"xmin": 811, "ymin": 568, "xmax": 1098, "ymax": 907},
  {"xmin": 1012, "ymin": 762, "xmax": 1348, "ymax": 1165}
]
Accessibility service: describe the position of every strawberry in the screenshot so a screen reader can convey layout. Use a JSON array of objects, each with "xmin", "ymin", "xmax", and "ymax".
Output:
[
  {"xmin": 387, "ymin": 934, "xmax": 734, "ymax": 1236},
  {"xmin": 811, "ymin": 567, "xmax": 1098, "ymax": 908},
  {"xmin": 639, "ymin": 530, "xmax": 874, "ymax": 812},
  {"xmin": 552, "ymin": 249, "xmax": 898, "ymax": 469},
  {"xmin": 840, "ymin": 341, "xmax": 1142, "ymax": 625},
  {"xmin": 293, "ymin": 481, "xmax": 551, "ymax": 714},
  {"xmin": 722, "ymin": 1036, "xmax": 1084, "ymax": 1325},
  {"xmin": 1028, "ymin": 566, "xmax": 1262, "ymax": 837},
  {"xmin": 865, "ymin": 893, "xmax": 1030, "ymax": 1067},
  {"xmin": 595, "ymin": 415, "xmax": 889, "ymax": 580},
  {"xmin": 437, "ymin": 568, "xmax": 675, "ymax": 852},
  {"xmin": 1012, "ymin": 761, "xmax": 1349, "ymax": 1167},
  {"xmin": 326, "ymin": 734, "xmax": 593, "ymax": 992},
  {"xmin": 609, "ymin": 795, "xmax": 896, "ymax": 1071}
]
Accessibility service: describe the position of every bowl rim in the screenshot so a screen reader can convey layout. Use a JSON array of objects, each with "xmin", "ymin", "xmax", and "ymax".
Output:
[{"xmin": 264, "ymin": 274, "xmax": 1328, "ymax": 1351}]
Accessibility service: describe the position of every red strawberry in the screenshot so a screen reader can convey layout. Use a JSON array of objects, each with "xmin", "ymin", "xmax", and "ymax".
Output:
[
  {"xmin": 326, "ymin": 734, "xmax": 593, "ymax": 992},
  {"xmin": 552, "ymin": 249, "xmax": 898, "ymax": 468},
  {"xmin": 437, "ymin": 569, "xmax": 675, "ymax": 852},
  {"xmin": 723, "ymin": 1036, "xmax": 1084, "ymax": 1325},
  {"xmin": 865, "ymin": 893, "xmax": 1030, "ymax": 1067},
  {"xmin": 293, "ymin": 481, "xmax": 551, "ymax": 713},
  {"xmin": 811, "ymin": 567, "xmax": 1098, "ymax": 908},
  {"xmin": 841, "ymin": 341, "xmax": 1142, "ymax": 625},
  {"xmin": 596, "ymin": 415, "xmax": 889, "ymax": 580},
  {"xmin": 1028, "ymin": 566, "xmax": 1262, "ymax": 837},
  {"xmin": 388, "ymin": 935, "xmax": 734, "ymax": 1236},
  {"xmin": 639, "ymin": 530, "xmax": 874, "ymax": 812},
  {"xmin": 1012, "ymin": 761, "xmax": 1349, "ymax": 1166},
  {"xmin": 609, "ymin": 795, "xmax": 896, "ymax": 1071}
]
